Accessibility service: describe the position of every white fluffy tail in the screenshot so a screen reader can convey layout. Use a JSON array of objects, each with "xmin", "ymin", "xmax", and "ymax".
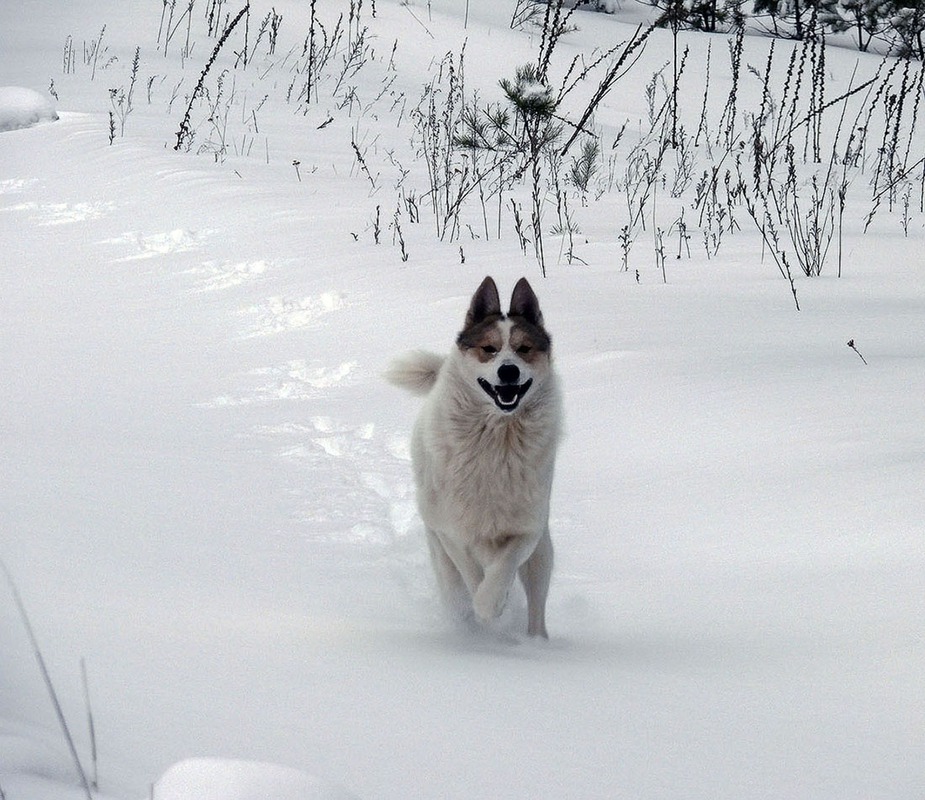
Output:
[{"xmin": 384, "ymin": 350, "xmax": 444, "ymax": 396}]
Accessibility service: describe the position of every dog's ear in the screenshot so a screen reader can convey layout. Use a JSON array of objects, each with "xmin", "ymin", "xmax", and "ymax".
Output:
[
  {"xmin": 508, "ymin": 277, "xmax": 543, "ymax": 326},
  {"xmin": 465, "ymin": 276, "xmax": 502, "ymax": 326}
]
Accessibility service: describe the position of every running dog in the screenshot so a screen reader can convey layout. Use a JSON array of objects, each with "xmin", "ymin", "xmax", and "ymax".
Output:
[{"xmin": 386, "ymin": 276, "xmax": 561, "ymax": 637}]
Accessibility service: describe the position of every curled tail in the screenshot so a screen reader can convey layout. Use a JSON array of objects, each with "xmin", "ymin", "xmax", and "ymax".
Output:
[{"xmin": 384, "ymin": 350, "xmax": 444, "ymax": 396}]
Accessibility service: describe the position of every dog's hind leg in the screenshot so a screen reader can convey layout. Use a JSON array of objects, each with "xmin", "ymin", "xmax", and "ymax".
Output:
[{"xmin": 519, "ymin": 528, "xmax": 553, "ymax": 638}]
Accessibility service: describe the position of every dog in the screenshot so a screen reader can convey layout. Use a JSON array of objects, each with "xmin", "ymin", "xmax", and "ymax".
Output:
[{"xmin": 386, "ymin": 276, "xmax": 561, "ymax": 637}]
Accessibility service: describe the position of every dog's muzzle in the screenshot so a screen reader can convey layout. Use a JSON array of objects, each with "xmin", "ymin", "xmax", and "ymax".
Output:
[{"xmin": 478, "ymin": 365, "xmax": 533, "ymax": 412}]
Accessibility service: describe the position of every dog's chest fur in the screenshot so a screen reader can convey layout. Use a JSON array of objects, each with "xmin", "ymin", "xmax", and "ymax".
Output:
[{"xmin": 412, "ymin": 362, "xmax": 561, "ymax": 542}]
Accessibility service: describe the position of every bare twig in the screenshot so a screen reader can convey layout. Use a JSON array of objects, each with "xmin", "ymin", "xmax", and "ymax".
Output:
[
  {"xmin": 847, "ymin": 339, "xmax": 868, "ymax": 365},
  {"xmin": 81, "ymin": 658, "xmax": 99, "ymax": 790},
  {"xmin": 560, "ymin": 19, "xmax": 661, "ymax": 157},
  {"xmin": 401, "ymin": 3, "xmax": 434, "ymax": 38},
  {"xmin": 0, "ymin": 560, "xmax": 94, "ymax": 800},
  {"xmin": 175, "ymin": 3, "xmax": 249, "ymax": 151}
]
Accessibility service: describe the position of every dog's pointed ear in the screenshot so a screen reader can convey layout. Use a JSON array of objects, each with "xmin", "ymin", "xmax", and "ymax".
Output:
[
  {"xmin": 508, "ymin": 277, "xmax": 543, "ymax": 326},
  {"xmin": 465, "ymin": 276, "xmax": 502, "ymax": 326}
]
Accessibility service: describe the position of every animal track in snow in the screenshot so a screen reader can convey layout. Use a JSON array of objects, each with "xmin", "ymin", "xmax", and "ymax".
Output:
[
  {"xmin": 242, "ymin": 292, "xmax": 346, "ymax": 337},
  {"xmin": 186, "ymin": 259, "xmax": 271, "ymax": 292},
  {"xmin": 2, "ymin": 199, "xmax": 113, "ymax": 225},
  {"xmin": 0, "ymin": 178, "xmax": 36, "ymax": 194},
  {"xmin": 201, "ymin": 360, "xmax": 358, "ymax": 408},
  {"xmin": 260, "ymin": 416, "xmax": 374, "ymax": 466},
  {"xmin": 103, "ymin": 228, "xmax": 206, "ymax": 261},
  {"xmin": 256, "ymin": 416, "xmax": 418, "ymax": 550}
]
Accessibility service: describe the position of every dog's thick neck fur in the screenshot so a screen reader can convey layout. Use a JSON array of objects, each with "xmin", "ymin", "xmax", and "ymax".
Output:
[
  {"xmin": 443, "ymin": 352, "xmax": 560, "ymax": 444},
  {"xmin": 422, "ymin": 353, "xmax": 560, "ymax": 542}
]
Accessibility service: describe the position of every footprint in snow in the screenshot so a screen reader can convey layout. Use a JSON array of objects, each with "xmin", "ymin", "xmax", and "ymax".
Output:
[
  {"xmin": 187, "ymin": 258, "xmax": 271, "ymax": 292},
  {"xmin": 241, "ymin": 292, "xmax": 346, "ymax": 338},
  {"xmin": 0, "ymin": 178, "xmax": 36, "ymax": 194},
  {"xmin": 103, "ymin": 228, "xmax": 206, "ymax": 262},
  {"xmin": 258, "ymin": 416, "xmax": 418, "ymax": 550},
  {"xmin": 200, "ymin": 360, "xmax": 358, "ymax": 408},
  {"xmin": 2, "ymin": 199, "xmax": 113, "ymax": 225}
]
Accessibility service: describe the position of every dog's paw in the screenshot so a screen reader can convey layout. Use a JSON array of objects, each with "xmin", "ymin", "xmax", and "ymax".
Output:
[{"xmin": 473, "ymin": 581, "xmax": 508, "ymax": 622}]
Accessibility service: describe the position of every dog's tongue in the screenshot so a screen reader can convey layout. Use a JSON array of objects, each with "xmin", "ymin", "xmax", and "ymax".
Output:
[{"xmin": 496, "ymin": 385, "xmax": 519, "ymax": 404}]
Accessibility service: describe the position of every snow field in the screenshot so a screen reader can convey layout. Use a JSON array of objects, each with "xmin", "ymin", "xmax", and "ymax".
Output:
[{"xmin": 2, "ymin": 1, "xmax": 924, "ymax": 798}]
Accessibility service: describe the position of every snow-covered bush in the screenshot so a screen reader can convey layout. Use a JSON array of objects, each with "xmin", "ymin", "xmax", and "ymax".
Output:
[{"xmin": 0, "ymin": 86, "xmax": 58, "ymax": 132}]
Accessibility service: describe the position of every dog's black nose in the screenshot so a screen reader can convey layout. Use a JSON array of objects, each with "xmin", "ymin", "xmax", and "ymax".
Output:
[{"xmin": 497, "ymin": 363, "xmax": 520, "ymax": 385}]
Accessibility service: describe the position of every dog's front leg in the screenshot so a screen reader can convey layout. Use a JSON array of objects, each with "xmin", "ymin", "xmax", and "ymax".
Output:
[
  {"xmin": 426, "ymin": 527, "xmax": 483, "ymax": 618},
  {"xmin": 472, "ymin": 534, "xmax": 535, "ymax": 624}
]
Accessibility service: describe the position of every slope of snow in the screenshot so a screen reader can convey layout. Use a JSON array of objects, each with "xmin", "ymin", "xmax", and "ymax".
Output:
[{"xmin": 1, "ymin": 1, "xmax": 923, "ymax": 799}]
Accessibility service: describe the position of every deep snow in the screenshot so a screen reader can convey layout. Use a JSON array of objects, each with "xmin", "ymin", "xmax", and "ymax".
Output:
[{"xmin": 1, "ymin": 1, "xmax": 924, "ymax": 799}]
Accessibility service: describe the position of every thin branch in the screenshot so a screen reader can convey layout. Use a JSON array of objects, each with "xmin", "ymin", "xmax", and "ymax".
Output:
[
  {"xmin": 560, "ymin": 18, "xmax": 661, "ymax": 157},
  {"xmin": 0, "ymin": 560, "xmax": 94, "ymax": 800},
  {"xmin": 175, "ymin": 3, "xmax": 249, "ymax": 151},
  {"xmin": 81, "ymin": 658, "xmax": 99, "ymax": 791},
  {"xmin": 847, "ymin": 339, "xmax": 868, "ymax": 365}
]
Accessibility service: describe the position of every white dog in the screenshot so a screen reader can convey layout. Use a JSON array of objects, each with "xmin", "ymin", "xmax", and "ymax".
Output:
[{"xmin": 386, "ymin": 276, "xmax": 561, "ymax": 637}]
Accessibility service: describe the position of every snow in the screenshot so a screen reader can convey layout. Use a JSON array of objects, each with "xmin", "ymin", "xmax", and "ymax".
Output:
[
  {"xmin": 1, "ymin": 1, "xmax": 924, "ymax": 799},
  {"xmin": 0, "ymin": 718, "xmax": 118, "ymax": 800},
  {"xmin": 0, "ymin": 86, "xmax": 58, "ymax": 132},
  {"xmin": 153, "ymin": 759, "xmax": 357, "ymax": 800}
]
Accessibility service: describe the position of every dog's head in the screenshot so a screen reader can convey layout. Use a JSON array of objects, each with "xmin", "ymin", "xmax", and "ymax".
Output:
[{"xmin": 455, "ymin": 276, "xmax": 553, "ymax": 414}]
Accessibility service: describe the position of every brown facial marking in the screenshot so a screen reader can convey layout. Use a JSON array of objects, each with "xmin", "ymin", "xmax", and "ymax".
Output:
[
  {"xmin": 510, "ymin": 320, "xmax": 551, "ymax": 363},
  {"xmin": 456, "ymin": 318, "xmax": 504, "ymax": 362}
]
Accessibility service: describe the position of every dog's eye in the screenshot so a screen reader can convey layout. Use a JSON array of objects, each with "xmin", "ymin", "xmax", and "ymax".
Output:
[
  {"xmin": 516, "ymin": 345, "xmax": 532, "ymax": 355},
  {"xmin": 481, "ymin": 345, "xmax": 498, "ymax": 355}
]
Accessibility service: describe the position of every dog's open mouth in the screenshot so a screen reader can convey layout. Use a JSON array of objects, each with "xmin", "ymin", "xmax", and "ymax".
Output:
[{"xmin": 478, "ymin": 378, "xmax": 533, "ymax": 412}]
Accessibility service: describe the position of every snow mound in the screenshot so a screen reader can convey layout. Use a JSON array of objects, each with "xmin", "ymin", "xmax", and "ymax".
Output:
[
  {"xmin": 152, "ymin": 758, "xmax": 359, "ymax": 800},
  {"xmin": 0, "ymin": 86, "xmax": 58, "ymax": 132}
]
